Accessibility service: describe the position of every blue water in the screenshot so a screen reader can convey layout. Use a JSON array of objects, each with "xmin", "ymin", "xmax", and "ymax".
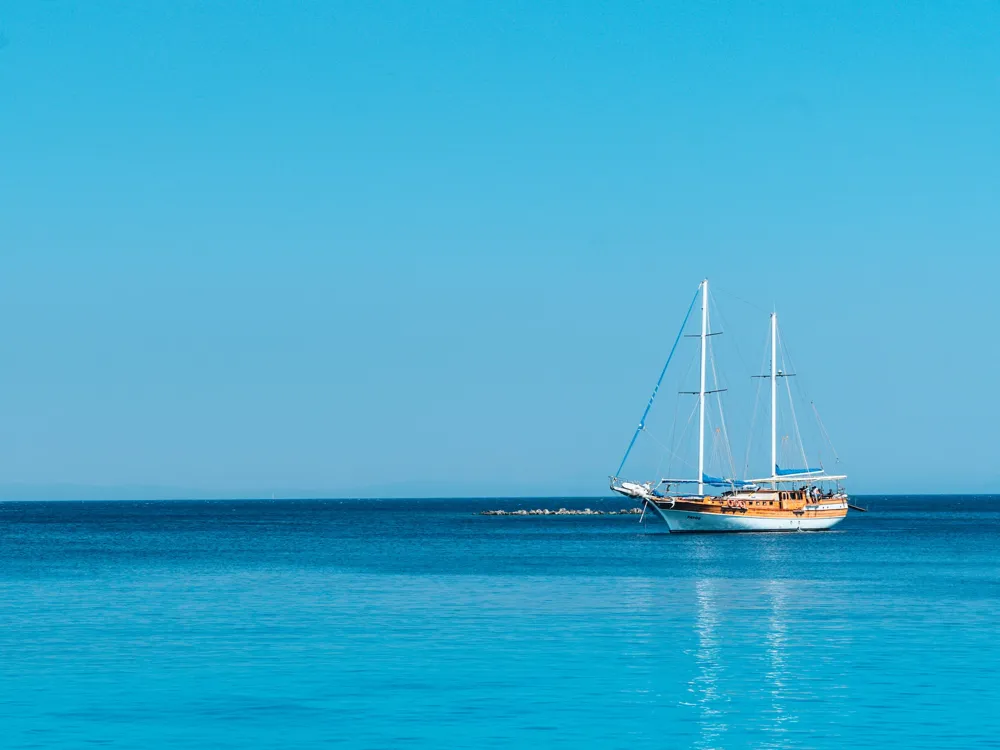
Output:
[{"xmin": 1, "ymin": 497, "xmax": 997, "ymax": 749}]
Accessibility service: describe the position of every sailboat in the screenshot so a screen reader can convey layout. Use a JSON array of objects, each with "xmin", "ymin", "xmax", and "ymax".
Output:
[{"xmin": 610, "ymin": 279, "xmax": 849, "ymax": 532}]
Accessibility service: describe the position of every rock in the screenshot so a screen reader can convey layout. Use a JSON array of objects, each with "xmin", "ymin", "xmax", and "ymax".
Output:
[{"xmin": 480, "ymin": 506, "xmax": 639, "ymax": 517}]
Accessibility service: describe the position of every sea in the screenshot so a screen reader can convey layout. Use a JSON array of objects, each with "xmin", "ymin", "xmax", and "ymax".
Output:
[{"xmin": 0, "ymin": 496, "xmax": 997, "ymax": 749}]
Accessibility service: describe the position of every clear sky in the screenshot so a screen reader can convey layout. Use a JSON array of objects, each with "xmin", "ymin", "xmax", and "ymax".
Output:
[{"xmin": 1, "ymin": 2, "xmax": 998, "ymax": 498}]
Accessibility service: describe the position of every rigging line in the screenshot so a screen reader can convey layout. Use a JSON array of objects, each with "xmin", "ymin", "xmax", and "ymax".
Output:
[
  {"xmin": 744, "ymin": 376, "xmax": 763, "ymax": 480},
  {"xmin": 652, "ymin": 395, "xmax": 703, "ymax": 478},
  {"xmin": 677, "ymin": 334, "xmax": 700, "ymax": 391},
  {"xmin": 653, "ymin": 436, "xmax": 666, "ymax": 481},
  {"xmin": 668, "ymin": 397, "xmax": 703, "ymax": 470},
  {"xmin": 706, "ymin": 415, "xmax": 718, "ymax": 478},
  {"xmin": 615, "ymin": 286, "xmax": 700, "ymax": 477},
  {"xmin": 811, "ymin": 402, "xmax": 841, "ymax": 463},
  {"xmin": 784, "ymin": 374, "xmax": 810, "ymax": 470},
  {"xmin": 643, "ymin": 425, "xmax": 698, "ymax": 473},
  {"xmin": 713, "ymin": 285, "xmax": 772, "ymax": 315},
  {"xmin": 708, "ymin": 298, "xmax": 757, "ymax": 479},
  {"xmin": 742, "ymin": 322, "xmax": 771, "ymax": 479},
  {"xmin": 665, "ymin": 393, "xmax": 682, "ymax": 478},
  {"xmin": 774, "ymin": 324, "xmax": 815, "ymax": 410},
  {"xmin": 708, "ymin": 336, "xmax": 738, "ymax": 480},
  {"xmin": 651, "ymin": 405, "xmax": 674, "ymax": 481},
  {"xmin": 773, "ymin": 318, "xmax": 828, "ymax": 469},
  {"xmin": 779, "ymin": 328, "xmax": 811, "ymax": 471},
  {"xmin": 781, "ymin": 339, "xmax": 828, "ymax": 462},
  {"xmin": 640, "ymin": 395, "xmax": 703, "ymax": 479},
  {"xmin": 709, "ymin": 293, "xmax": 755, "ymax": 383},
  {"xmin": 708, "ymin": 414, "xmax": 727, "ymax": 480},
  {"xmin": 703, "ymin": 301, "xmax": 735, "ymax": 480},
  {"xmin": 717, "ymin": 352, "xmax": 738, "ymax": 479}
]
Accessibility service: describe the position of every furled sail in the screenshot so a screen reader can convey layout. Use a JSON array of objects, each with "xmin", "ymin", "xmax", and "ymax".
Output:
[
  {"xmin": 775, "ymin": 465, "xmax": 822, "ymax": 476},
  {"xmin": 702, "ymin": 474, "xmax": 754, "ymax": 487}
]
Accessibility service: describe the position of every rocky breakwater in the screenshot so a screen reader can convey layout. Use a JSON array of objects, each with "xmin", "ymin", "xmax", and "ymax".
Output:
[{"xmin": 480, "ymin": 507, "xmax": 642, "ymax": 516}]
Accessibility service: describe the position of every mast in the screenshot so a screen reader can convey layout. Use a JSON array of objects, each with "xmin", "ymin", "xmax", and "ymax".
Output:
[
  {"xmin": 770, "ymin": 312, "xmax": 777, "ymax": 488},
  {"xmin": 698, "ymin": 279, "xmax": 708, "ymax": 495}
]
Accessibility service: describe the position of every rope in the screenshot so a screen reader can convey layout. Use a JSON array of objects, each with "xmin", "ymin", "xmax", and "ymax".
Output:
[
  {"xmin": 782, "ymin": 362, "xmax": 810, "ymax": 471},
  {"xmin": 643, "ymin": 425, "xmax": 698, "ymax": 474},
  {"xmin": 811, "ymin": 401, "xmax": 841, "ymax": 464},
  {"xmin": 614, "ymin": 286, "xmax": 700, "ymax": 477},
  {"xmin": 664, "ymin": 393, "xmax": 682, "ymax": 477},
  {"xmin": 775, "ymin": 322, "xmax": 818, "ymax": 472},
  {"xmin": 742, "ymin": 325, "xmax": 771, "ymax": 479},
  {"xmin": 713, "ymin": 285, "xmax": 772, "ymax": 315},
  {"xmin": 646, "ymin": 396, "xmax": 702, "ymax": 479},
  {"xmin": 708, "ymin": 335, "xmax": 738, "ymax": 480},
  {"xmin": 708, "ymin": 293, "xmax": 757, "ymax": 382}
]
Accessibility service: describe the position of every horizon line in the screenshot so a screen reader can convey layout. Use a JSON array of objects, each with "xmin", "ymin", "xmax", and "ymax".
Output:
[{"xmin": 0, "ymin": 493, "xmax": 997, "ymax": 502}]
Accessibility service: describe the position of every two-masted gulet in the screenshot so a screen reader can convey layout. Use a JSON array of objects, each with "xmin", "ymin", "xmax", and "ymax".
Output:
[{"xmin": 610, "ymin": 279, "xmax": 849, "ymax": 532}]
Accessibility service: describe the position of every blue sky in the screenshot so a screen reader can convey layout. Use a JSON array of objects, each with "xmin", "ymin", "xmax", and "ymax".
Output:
[{"xmin": 1, "ymin": 2, "xmax": 998, "ymax": 497}]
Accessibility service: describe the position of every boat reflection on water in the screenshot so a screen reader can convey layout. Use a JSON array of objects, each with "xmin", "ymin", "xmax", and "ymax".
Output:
[
  {"xmin": 683, "ymin": 560, "xmax": 852, "ymax": 748},
  {"xmin": 690, "ymin": 577, "xmax": 729, "ymax": 749},
  {"xmin": 683, "ymin": 532, "xmax": 810, "ymax": 749},
  {"xmin": 762, "ymin": 580, "xmax": 796, "ymax": 747}
]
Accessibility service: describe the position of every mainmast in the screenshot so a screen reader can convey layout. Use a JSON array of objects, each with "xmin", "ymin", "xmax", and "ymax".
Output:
[
  {"xmin": 770, "ymin": 312, "xmax": 777, "ymax": 489},
  {"xmin": 698, "ymin": 279, "xmax": 708, "ymax": 496}
]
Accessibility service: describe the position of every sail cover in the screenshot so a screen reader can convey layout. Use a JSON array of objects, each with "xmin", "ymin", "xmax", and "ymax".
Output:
[
  {"xmin": 703, "ymin": 474, "xmax": 754, "ymax": 487},
  {"xmin": 775, "ymin": 465, "xmax": 822, "ymax": 476}
]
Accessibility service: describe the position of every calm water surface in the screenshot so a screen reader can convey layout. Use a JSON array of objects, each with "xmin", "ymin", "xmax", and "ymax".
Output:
[{"xmin": 1, "ymin": 496, "xmax": 997, "ymax": 749}]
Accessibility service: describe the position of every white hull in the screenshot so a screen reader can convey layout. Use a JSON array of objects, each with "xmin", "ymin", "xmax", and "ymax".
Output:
[{"xmin": 652, "ymin": 505, "xmax": 847, "ymax": 533}]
